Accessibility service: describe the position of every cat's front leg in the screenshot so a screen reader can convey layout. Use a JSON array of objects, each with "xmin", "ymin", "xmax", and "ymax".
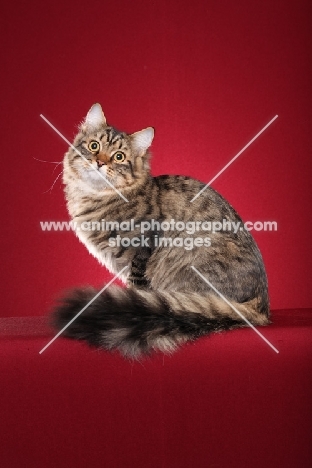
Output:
[{"xmin": 127, "ymin": 247, "xmax": 152, "ymax": 289}]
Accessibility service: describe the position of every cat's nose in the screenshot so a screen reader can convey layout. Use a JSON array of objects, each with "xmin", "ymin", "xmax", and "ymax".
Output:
[
  {"xmin": 96, "ymin": 159, "xmax": 106, "ymax": 167},
  {"xmin": 96, "ymin": 152, "xmax": 110, "ymax": 167}
]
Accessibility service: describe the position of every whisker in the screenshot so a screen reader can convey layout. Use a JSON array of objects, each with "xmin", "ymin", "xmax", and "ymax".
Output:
[
  {"xmin": 33, "ymin": 156, "xmax": 61, "ymax": 164},
  {"xmin": 52, "ymin": 161, "xmax": 64, "ymax": 175},
  {"xmin": 43, "ymin": 171, "xmax": 63, "ymax": 194},
  {"xmin": 34, "ymin": 156, "xmax": 64, "ymax": 187}
]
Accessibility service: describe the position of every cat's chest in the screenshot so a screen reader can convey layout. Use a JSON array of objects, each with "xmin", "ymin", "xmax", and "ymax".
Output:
[{"xmin": 73, "ymin": 218, "xmax": 129, "ymax": 283}]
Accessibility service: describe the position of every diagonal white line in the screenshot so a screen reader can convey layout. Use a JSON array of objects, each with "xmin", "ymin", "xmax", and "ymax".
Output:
[
  {"xmin": 191, "ymin": 115, "xmax": 278, "ymax": 202},
  {"xmin": 40, "ymin": 114, "xmax": 129, "ymax": 203},
  {"xmin": 39, "ymin": 266, "xmax": 128, "ymax": 354},
  {"xmin": 191, "ymin": 266, "xmax": 279, "ymax": 353}
]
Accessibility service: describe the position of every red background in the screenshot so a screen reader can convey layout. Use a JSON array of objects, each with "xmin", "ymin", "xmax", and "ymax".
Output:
[
  {"xmin": 1, "ymin": 2, "xmax": 312, "ymax": 467},
  {"xmin": 1, "ymin": 312, "xmax": 311, "ymax": 468},
  {"xmin": 1, "ymin": 0, "xmax": 311, "ymax": 316}
]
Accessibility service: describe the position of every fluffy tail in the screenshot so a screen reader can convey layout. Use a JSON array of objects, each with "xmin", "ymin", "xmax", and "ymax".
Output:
[{"xmin": 52, "ymin": 286, "xmax": 269, "ymax": 358}]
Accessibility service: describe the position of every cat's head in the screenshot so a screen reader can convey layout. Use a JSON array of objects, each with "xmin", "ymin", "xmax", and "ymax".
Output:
[{"xmin": 63, "ymin": 103, "xmax": 154, "ymax": 193}]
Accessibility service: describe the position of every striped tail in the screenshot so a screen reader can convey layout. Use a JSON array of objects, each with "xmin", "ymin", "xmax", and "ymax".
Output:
[{"xmin": 52, "ymin": 286, "xmax": 269, "ymax": 358}]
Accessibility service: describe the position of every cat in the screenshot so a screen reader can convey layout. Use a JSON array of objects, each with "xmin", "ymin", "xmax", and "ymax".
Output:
[{"xmin": 52, "ymin": 103, "xmax": 270, "ymax": 358}]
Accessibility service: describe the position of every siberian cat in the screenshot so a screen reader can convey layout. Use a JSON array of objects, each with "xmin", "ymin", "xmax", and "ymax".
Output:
[{"xmin": 53, "ymin": 103, "xmax": 269, "ymax": 358}]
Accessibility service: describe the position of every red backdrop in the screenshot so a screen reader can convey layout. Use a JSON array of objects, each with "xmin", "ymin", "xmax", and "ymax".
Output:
[{"xmin": 1, "ymin": 0, "xmax": 311, "ymax": 317}]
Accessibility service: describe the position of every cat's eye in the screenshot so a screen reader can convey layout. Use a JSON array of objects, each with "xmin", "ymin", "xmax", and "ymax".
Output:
[
  {"xmin": 113, "ymin": 151, "xmax": 126, "ymax": 163},
  {"xmin": 88, "ymin": 140, "xmax": 100, "ymax": 153}
]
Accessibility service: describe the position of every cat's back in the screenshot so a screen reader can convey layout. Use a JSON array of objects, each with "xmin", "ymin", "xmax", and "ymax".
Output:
[{"xmin": 153, "ymin": 174, "xmax": 241, "ymax": 223}]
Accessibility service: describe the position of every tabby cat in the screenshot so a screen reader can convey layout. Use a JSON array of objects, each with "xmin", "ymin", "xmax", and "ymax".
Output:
[{"xmin": 53, "ymin": 103, "xmax": 269, "ymax": 358}]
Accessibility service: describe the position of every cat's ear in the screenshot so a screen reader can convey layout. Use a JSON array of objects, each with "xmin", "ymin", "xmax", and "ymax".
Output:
[
  {"xmin": 83, "ymin": 103, "xmax": 106, "ymax": 130},
  {"xmin": 131, "ymin": 127, "xmax": 154, "ymax": 156}
]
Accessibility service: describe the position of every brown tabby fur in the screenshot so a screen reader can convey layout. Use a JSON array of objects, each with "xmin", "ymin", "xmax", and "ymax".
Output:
[{"xmin": 52, "ymin": 103, "xmax": 270, "ymax": 358}]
